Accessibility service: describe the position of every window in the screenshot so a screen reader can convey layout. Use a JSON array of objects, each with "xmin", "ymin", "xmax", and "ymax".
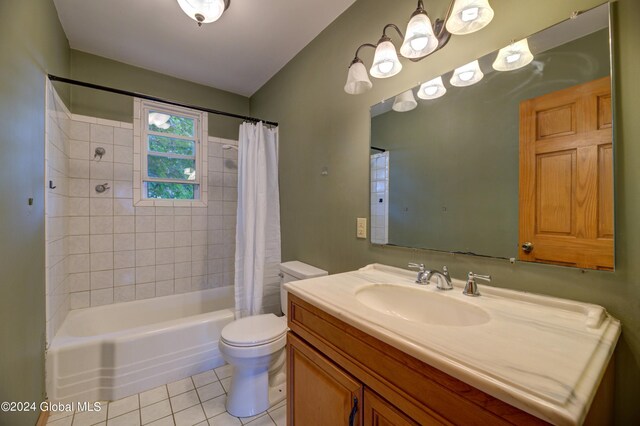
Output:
[{"xmin": 134, "ymin": 100, "xmax": 208, "ymax": 206}]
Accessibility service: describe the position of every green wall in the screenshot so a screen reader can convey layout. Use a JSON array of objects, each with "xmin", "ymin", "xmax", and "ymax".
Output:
[
  {"xmin": 70, "ymin": 50, "xmax": 250, "ymax": 140},
  {"xmin": 372, "ymin": 29, "xmax": 610, "ymax": 258},
  {"xmin": 250, "ymin": 0, "xmax": 640, "ymax": 423},
  {"xmin": 0, "ymin": 0, "xmax": 70, "ymax": 425}
]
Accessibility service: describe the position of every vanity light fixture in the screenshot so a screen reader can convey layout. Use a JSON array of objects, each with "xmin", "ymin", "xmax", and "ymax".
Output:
[
  {"xmin": 492, "ymin": 38, "xmax": 534, "ymax": 71},
  {"xmin": 176, "ymin": 0, "xmax": 230, "ymax": 26},
  {"xmin": 344, "ymin": 0, "xmax": 494, "ymax": 94},
  {"xmin": 370, "ymin": 32, "xmax": 404, "ymax": 78},
  {"xmin": 392, "ymin": 90, "xmax": 418, "ymax": 112},
  {"xmin": 445, "ymin": 0, "xmax": 495, "ymax": 35},
  {"xmin": 450, "ymin": 60, "xmax": 484, "ymax": 87},
  {"xmin": 417, "ymin": 76, "xmax": 447, "ymax": 100}
]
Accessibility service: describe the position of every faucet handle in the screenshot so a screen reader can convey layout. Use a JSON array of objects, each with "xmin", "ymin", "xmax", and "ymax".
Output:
[
  {"xmin": 408, "ymin": 263, "xmax": 425, "ymax": 271},
  {"xmin": 463, "ymin": 272, "xmax": 490, "ymax": 297}
]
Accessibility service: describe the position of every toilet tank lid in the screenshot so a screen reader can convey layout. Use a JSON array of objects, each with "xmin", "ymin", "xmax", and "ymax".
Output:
[
  {"xmin": 280, "ymin": 261, "xmax": 328, "ymax": 279},
  {"xmin": 221, "ymin": 314, "xmax": 287, "ymax": 346}
]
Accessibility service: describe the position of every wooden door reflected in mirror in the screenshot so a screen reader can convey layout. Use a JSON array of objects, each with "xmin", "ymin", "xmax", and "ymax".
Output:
[{"xmin": 519, "ymin": 77, "xmax": 613, "ymax": 270}]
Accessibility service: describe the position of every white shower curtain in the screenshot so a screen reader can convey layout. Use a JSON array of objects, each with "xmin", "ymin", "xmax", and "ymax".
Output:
[{"xmin": 234, "ymin": 122, "xmax": 281, "ymax": 318}]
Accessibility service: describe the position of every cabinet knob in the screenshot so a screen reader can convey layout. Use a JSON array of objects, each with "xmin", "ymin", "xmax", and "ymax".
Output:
[{"xmin": 521, "ymin": 242, "xmax": 534, "ymax": 254}]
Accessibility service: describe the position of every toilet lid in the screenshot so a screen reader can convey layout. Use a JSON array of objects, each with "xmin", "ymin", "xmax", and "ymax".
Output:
[{"xmin": 221, "ymin": 314, "xmax": 288, "ymax": 347}]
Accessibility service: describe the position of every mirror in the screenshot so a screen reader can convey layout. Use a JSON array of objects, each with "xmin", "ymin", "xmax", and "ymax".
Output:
[{"xmin": 370, "ymin": 4, "xmax": 614, "ymax": 270}]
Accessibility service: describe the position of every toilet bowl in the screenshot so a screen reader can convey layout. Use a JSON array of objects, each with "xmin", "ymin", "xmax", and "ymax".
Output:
[
  {"xmin": 219, "ymin": 314, "xmax": 287, "ymax": 417},
  {"xmin": 219, "ymin": 261, "xmax": 328, "ymax": 417}
]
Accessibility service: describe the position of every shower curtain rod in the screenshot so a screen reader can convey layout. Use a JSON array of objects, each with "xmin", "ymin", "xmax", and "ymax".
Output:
[{"xmin": 48, "ymin": 74, "xmax": 279, "ymax": 127}]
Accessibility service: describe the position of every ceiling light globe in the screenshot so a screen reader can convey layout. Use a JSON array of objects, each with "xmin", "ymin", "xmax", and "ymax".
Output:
[
  {"xmin": 417, "ymin": 76, "xmax": 447, "ymax": 100},
  {"xmin": 446, "ymin": 0, "xmax": 494, "ymax": 35},
  {"xmin": 392, "ymin": 90, "xmax": 418, "ymax": 112},
  {"xmin": 177, "ymin": 0, "xmax": 228, "ymax": 25},
  {"xmin": 450, "ymin": 60, "xmax": 484, "ymax": 87},
  {"xmin": 400, "ymin": 13, "xmax": 438, "ymax": 59},
  {"xmin": 492, "ymin": 38, "xmax": 534, "ymax": 71},
  {"xmin": 344, "ymin": 60, "xmax": 373, "ymax": 95},
  {"xmin": 370, "ymin": 40, "xmax": 403, "ymax": 79}
]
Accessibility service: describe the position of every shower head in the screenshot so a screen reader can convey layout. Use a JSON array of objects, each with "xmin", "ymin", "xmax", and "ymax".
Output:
[{"xmin": 222, "ymin": 144, "xmax": 238, "ymax": 151}]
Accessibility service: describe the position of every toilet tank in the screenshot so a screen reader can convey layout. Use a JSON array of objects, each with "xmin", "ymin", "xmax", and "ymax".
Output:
[{"xmin": 279, "ymin": 261, "xmax": 328, "ymax": 315}]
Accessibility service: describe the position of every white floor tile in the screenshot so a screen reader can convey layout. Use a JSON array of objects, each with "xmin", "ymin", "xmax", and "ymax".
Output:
[
  {"xmin": 173, "ymin": 404, "xmax": 206, "ymax": 426},
  {"xmin": 214, "ymin": 365, "xmax": 233, "ymax": 380},
  {"xmin": 268, "ymin": 406, "xmax": 285, "ymax": 426},
  {"xmin": 73, "ymin": 403, "xmax": 108, "ymax": 426},
  {"xmin": 238, "ymin": 411, "xmax": 266, "ymax": 425},
  {"xmin": 107, "ymin": 410, "xmax": 140, "ymax": 426},
  {"xmin": 140, "ymin": 386, "xmax": 169, "ymax": 408},
  {"xmin": 266, "ymin": 400, "xmax": 284, "ymax": 413},
  {"xmin": 167, "ymin": 378, "xmax": 195, "ymax": 397},
  {"xmin": 108, "ymin": 395, "xmax": 139, "ymax": 419},
  {"xmin": 244, "ymin": 415, "xmax": 274, "ymax": 426},
  {"xmin": 145, "ymin": 416, "xmax": 175, "ymax": 426},
  {"xmin": 196, "ymin": 381, "xmax": 224, "ymax": 403},
  {"xmin": 202, "ymin": 395, "xmax": 226, "ymax": 419},
  {"xmin": 141, "ymin": 400, "xmax": 172, "ymax": 425},
  {"xmin": 194, "ymin": 422, "xmax": 208, "ymax": 426},
  {"xmin": 47, "ymin": 415, "xmax": 73, "ymax": 426},
  {"xmin": 48, "ymin": 409, "xmax": 74, "ymax": 423},
  {"xmin": 208, "ymin": 412, "xmax": 241, "ymax": 426},
  {"xmin": 192, "ymin": 370, "xmax": 218, "ymax": 388},
  {"xmin": 219, "ymin": 378, "xmax": 232, "ymax": 394},
  {"xmin": 170, "ymin": 390, "xmax": 200, "ymax": 413}
]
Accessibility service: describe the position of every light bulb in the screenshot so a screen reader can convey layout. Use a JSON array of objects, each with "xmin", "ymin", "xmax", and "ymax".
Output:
[
  {"xmin": 417, "ymin": 76, "xmax": 446, "ymax": 100},
  {"xmin": 424, "ymin": 86, "xmax": 439, "ymax": 96},
  {"xmin": 378, "ymin": 61, "xmax": 394, "ymax": 74},
  {"xmin": 459, "ymin": 71, "xmax": 475, "ymax": 81},
  {"xmin": 450, "ymin": 60, "xmax": 484, "ymax": 87},
  {"xmin": 506, "ymin": 53, "xmax": 521, "ymax": 63},
  {"xmin": 461, "ymin": 7, "xmax": 479, "ymax": 22},
  {"xmin": 410, "ymin": 37, "xmax": 430, "ymax": 51}
]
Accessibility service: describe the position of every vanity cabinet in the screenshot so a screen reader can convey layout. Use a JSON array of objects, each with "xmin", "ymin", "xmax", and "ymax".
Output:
[{"xmin": 287, "ymin": 293, "xmax": 613, "ymax": 425}]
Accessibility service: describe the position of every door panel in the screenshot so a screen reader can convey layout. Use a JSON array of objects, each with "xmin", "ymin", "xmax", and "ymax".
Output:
[
  {"xmin": 519, "ymin": 77, "xmax": 613, "ymax": 269},
  {"xmin": 288, "ymin": 333, "xmax": 362, "ymax": 426}
]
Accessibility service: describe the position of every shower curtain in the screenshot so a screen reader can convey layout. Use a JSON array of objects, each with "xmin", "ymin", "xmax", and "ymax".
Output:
[{"xmin": 234, "ymin": 122, "xmax": 281, "ymax": 318}]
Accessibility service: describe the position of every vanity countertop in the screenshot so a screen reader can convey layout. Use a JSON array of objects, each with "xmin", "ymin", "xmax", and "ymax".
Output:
[{"xmin": 284, "ymin": 264, "xmax": 620, "ymax": 426}]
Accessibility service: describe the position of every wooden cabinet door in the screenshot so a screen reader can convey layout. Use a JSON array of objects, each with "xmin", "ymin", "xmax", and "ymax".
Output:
[
  {"xmin": 519, "ymin": 76, "xmax": 613, "ymax": 269},
  {"xmin": 288, "ymin": 332, "xmax": 362, "ymax": 426},
  {"xmin": 363, "ymin": 389, "xmax": 425, "ymax": 426}
]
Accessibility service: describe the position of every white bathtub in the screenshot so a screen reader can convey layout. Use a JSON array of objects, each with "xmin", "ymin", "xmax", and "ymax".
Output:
[{"xmin": 46, "ymin": 287, "xmax": 235, "ymax": 403}]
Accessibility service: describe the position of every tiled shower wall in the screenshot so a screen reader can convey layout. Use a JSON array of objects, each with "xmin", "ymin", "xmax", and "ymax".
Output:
[
  {"xmin": 45, "ymin": 82, "xmax": 72, "ymax": 343},
  {"xmin": 64, "ymin": 112, "xmax": 237, "ymax": 310},
  {"xmin": 45, "ymin": 86, "xmax": 237, "ymax": 343},
  {"xmin": 370, "ymin": 152, "xmax": 389, "ymax": 244}
]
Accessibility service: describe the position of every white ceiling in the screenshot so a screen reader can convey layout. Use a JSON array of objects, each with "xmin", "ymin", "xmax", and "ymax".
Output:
[{"xmin": 54, "ymin": 0, "xmax": 356, "ymax": 96}]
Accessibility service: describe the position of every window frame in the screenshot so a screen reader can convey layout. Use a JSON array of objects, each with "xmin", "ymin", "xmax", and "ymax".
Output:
[{"xmin": 134, "ymin": 99, "xmax": 208, "ymax": 207}]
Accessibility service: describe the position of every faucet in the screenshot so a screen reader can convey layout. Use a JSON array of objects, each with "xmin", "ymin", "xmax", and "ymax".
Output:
[
  {"xmin": 408, "ymin": 263, "xmax": 427, "ymax": 284},
  {"xmin": 424, "ymin": 266, "xmax": 454, "ymax": 290},
  {"xmin": 463, "ymin": 272, "xmax": 491, "ymax": 297}
]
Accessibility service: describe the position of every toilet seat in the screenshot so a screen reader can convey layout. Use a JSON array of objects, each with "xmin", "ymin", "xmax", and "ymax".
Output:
[{"xmin": 221, "ymin": 314, "xmax": 287, "ymax": 347}]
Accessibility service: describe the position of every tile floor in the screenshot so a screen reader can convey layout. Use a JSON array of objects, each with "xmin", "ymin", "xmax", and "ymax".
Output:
[{"xmin": 45, "ymin": 364, "xmax": 286, "ymax": 426}]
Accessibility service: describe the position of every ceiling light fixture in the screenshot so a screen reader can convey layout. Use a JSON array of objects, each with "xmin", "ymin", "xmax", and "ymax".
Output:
[
  {"xmin": 492, "ymin": 38, "xmax": 534, "ymax": 71},
  {"xmin": 392, "ymin": 90, "xmax": 418, "ymax": 112},
  {"xmin": 450, "ymin": 60, "xmax": 484, "ymax": 87},
  {"xmin": 177, "ymin": 0, "xmax": 231, "ymax": 26},
  {"xmin": 344, "ymin": 0, "xmax": 494, "ymax": 95},
  {"xmin": 417, "ymin": 76, "xmax": 447, "ymax": 100}
]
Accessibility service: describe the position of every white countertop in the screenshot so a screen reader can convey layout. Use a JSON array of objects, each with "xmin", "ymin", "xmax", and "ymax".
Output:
[{"xmin": 284, "ymin": 264, "xmax": 620, "ymax": 425}]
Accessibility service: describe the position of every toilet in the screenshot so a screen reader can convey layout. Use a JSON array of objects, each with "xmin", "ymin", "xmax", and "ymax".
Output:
[{"xmin": 219, "ymin": 261, "xmax": 328, "ymax": 417}]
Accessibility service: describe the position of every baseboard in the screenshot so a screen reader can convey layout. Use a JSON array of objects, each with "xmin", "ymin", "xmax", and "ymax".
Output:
[{"xmin": 36, "ymin": 408, "xmax": 49, "ymax": 426}]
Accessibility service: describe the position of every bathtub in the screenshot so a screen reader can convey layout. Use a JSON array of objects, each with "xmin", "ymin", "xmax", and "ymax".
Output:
[{"xmin": 46, "ymin": 287, "xmax": 235, "ymax": 403}]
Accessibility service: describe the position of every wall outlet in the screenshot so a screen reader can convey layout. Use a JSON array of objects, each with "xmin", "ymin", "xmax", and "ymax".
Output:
[{"xmin": 357, "ymin": 218, "xmax": 367, "ymax": 239}]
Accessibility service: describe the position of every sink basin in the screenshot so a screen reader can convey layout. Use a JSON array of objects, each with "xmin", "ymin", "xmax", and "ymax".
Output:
[{"xmin": 356, "ymin": 284, "xmax": 490, "ymax": 327}]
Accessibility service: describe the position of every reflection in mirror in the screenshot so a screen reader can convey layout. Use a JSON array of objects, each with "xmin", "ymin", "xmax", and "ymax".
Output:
[{"xmin": 370, "ymin": 4, "xmax": 613, "ymax": 270}]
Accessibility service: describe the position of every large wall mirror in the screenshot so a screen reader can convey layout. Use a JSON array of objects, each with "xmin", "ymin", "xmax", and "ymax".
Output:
[{"xmin": 370, "ymin": 3, "xmax": 614, "ymax": 271}]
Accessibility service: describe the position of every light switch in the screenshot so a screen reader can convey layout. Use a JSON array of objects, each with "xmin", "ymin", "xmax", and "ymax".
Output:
[{"xmin": 357, "ymin": 218, "xmax": 367, "ymax": 239}]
